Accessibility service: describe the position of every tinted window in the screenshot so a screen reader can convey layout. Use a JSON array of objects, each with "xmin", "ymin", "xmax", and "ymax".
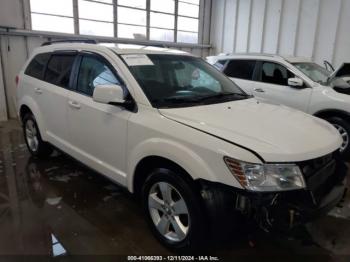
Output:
[
  {"xmin": 213, "ymin": 60, "xmax": 227, "ymax": 71},
  {"xmin": 25, "ymin": 53, "xmax": 51, "ymax": 80},
  {"xmin": 77, "ymin": 56, "xmax": 120, "ymax": 96},
  {"xmin": 44, "ymin": 54, "xmax": 76, "ymax": 88},
  {"xmin": 224, "ymin": 60, "xmax": 256, "ymax": 80},
  {"xmin": 260, "ymin": 62, "xmax": 294, "ymax": 86}
]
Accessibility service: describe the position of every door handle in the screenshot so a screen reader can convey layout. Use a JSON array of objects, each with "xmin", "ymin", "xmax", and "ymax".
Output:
[
  {"xmin": 68, "ymin": 100, "xmax": 81, "ymax": 109},
  {"xmin": 254, "ymin": 88, "xmax": 265, "ymax": 93},
  {"xmin": 34, "ymin": 87, "xmax": 42, "ymax": 94}
]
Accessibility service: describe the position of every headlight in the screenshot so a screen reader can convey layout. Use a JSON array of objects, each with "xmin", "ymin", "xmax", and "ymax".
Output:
[{"xmin": 224, "ymin": 157, "xmax": 306, "ymax": 191}]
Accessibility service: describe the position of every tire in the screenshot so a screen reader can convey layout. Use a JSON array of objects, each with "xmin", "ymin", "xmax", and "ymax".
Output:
[
  {"xmin": 141, "ymin": 168, "xmax": 206, "ymax": 251},
  {"xmin": 326, "ymin": 116, "xmax": 350, "ymax": 159},
  {"xmin": 22, "ymin": 113, "xmax": 53, "ymax": 158}
]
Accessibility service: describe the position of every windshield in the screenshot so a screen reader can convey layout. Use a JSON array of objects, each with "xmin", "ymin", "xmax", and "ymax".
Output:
[
  {"xmin": 122, "ymin": 54, "xmax": 249, "ymax": 108},
  {"xmin": 293, "ymin": 62, "xmax": 331, "ymax": 85}
]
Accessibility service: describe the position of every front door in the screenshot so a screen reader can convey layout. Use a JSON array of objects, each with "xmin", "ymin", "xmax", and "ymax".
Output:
[
  {"xmin": 67, "ymin": 53, "xmax": 131, "ymax": 185},
  {"xmin": 253, "ymin": 61, "xmax": 312, "ymax": 112}
]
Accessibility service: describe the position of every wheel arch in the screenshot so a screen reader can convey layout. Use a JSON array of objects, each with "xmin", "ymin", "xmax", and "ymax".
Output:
[
  {"xmin": 19, "ymin": 104, "xmax": 32, "ymax": 122},
  {"xmin": 18, "ymin": 97, "xmax": 47, "ymax": 140},
  {"xmin": 132, "ymin": 155, "xmax": 197, "ymax": 199},
  {"xmin": 314, "ymin": 109, "xmax": 350, "ymax": 122}
]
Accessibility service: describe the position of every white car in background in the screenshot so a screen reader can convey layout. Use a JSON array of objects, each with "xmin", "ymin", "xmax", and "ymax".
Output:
[
  {"xmin": 16, "ymin": 42, "xmax": 347, "ymax": 250},
  {"xmin": 207, "ymin": 54, "xmax": 350, "ymax": 157}
]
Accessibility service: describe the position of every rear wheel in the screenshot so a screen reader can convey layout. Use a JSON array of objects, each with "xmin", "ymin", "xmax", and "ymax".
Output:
[
  {"xmin": 141, "ymin": 168, "xmax": 206, "ymax": 250},
  {"xmin": 23, "ymin": 113, "xmax": 53, "ymax": 158},
  {"xmin": 326, "ymin": 116, "xmax": 350, "ymax": 158}
]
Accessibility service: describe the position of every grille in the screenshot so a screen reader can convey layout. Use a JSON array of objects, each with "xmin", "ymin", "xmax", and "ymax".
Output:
[
  {"xmin": 298, "ymin": 151, "xmax": 339, "ymax": 203},
  {"xmin": 299, "ymin": 152, "xmax": 335, "ymax": 179}
]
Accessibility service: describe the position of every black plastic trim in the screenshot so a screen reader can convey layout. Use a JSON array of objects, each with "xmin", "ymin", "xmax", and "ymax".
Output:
[{"xmin": 314, "ymin": 108, "xmax": 350, "ymax": 119}]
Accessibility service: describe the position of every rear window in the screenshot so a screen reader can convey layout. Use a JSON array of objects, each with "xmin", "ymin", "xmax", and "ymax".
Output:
[
  {"xmin": 224, "ymin": 60, "xmax": 256, "ymax": 80},
  {"xmin": 24, "ymin": 53, "xmax": 51, "ymax": 80},
  {"xmin": 44, "ymin": 54, "xmax": 76, "ymax": 88}
]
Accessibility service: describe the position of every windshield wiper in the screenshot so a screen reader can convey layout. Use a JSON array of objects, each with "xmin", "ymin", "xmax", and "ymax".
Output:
[
  {"xmin": 164, "ymin": 97, "xmax": 202, "ymax": 103},
  {"xmin": 153, "ymin": 93, "xmax": 251, "ymax": 108},
  {"xmin": 197, "ymin": 93, "xmax": 250, "ymax": 102},
  {"xmin": 153, "ymin": 97, "xmax": 204, "ymax": 107}
]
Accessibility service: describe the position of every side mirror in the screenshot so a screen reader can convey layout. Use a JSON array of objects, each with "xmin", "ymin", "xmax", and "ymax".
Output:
[
  {"xmin": 93, "ymin": 84, "xmax": 125, "ymax": 105},
  {"xmin": 288, "ymin": 77, "xmax": 304, "ymax": 88}
]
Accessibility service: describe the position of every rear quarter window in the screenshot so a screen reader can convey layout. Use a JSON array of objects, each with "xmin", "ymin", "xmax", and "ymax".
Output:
[
  {"xmin": 24, "ymin": 53, "xmax": 51, "ymax": 80},
  {"xmin": 224, "ymin": 59, "xmax": 256, "ymax": 80}
]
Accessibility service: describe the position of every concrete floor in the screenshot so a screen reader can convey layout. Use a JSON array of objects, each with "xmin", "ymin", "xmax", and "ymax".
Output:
[{"xmin": 1, "ymin": 120, "xmax": 350, "ymax": 261}]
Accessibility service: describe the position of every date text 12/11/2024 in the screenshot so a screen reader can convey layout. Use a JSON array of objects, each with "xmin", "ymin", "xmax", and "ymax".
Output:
[{"xmin": 127, "ymin": 256, "xmax": 220, "ymax": 261}]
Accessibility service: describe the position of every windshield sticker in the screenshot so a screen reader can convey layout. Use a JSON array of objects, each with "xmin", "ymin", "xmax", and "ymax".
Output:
[{"xmin": 122, "ymin": 54, "xmax": 154, "ymax": 66}]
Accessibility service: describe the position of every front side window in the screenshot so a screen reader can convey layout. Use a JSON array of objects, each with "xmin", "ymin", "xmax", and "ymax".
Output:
[
  {"xmin": 224, "ymin": 60, "xmax": 256, "ymax": 80},
  {"xmin": 124, "ymin": 54, "xmax": 249, "ymax": 108},
  {"xmin": 260, "ymin": 62, "xmax": 294, "ymax": 86},
  {"xmin": 293, "ymin": 62, "xmax": 330, "ymax": 85},
  {"xmin": 44, "ymin": 54, "xmax": 76, "ymax": 88},
  {"xmin": 25, "ymin": 53, "xmax": 51, "ymax": 80},
  {"xmin": 77, "ymin": 56, "xmax": 121, "ymax": 96}
]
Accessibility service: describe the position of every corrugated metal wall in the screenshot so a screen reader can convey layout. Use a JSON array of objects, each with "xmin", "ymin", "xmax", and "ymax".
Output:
[{"xmin": 210, "ymin": 0, "xmax": 350, "ymax": 67}]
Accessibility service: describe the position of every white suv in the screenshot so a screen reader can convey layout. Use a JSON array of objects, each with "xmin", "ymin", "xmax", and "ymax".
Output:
[
  {"xmin": 207, "ymin": 54, "xmax": 350, "ymax": 157},
  {"xmin": 17, "ymin": 41, "xmax": 347, "ymax": 250}
]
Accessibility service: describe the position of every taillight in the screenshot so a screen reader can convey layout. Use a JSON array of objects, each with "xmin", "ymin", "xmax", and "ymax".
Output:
[{"xmin": 15, "ymin": 75, "xmax": 19, "ymax": 87}]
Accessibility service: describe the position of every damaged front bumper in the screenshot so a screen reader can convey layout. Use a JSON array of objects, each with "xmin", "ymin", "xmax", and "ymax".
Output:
[{"xmin": 199, "ymin": 152, "xmax": 348, "ymax": 231}]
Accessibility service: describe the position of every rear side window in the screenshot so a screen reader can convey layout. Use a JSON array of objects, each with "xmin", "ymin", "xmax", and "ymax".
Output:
[
  {"xmin": 77, "ymin": 56, "xmax": 121, "ymax": 96},
  {"xmin": 224, "ymin": 60, "xmax": 256, "ymax": 80},
  {"xmin": 25, "ymin": 53, "xmax": 51, "ymax": 80},
  {"xmin": 44, "ymin": 54, "xmax": 76, "ymax": 88}
]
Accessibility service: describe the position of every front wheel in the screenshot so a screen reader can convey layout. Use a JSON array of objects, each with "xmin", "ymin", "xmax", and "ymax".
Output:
[
  {"xmin": 141, "ymin": 168, "xmax": 206, "ymax": 250},
  {"xmin": 326, "ymin": 116, "xmax": 350, "ymax": 158}
]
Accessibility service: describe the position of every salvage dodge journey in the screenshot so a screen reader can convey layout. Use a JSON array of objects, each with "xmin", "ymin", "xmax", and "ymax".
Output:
[{"xmin": 17, "ymin": 41, "xmax": 347, "ymax": 250}]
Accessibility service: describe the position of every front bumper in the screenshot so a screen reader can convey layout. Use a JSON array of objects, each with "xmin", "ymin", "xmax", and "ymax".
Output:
[{"xmin": 198, "ymin": 152, "xmax": 348, "ymax": 231}]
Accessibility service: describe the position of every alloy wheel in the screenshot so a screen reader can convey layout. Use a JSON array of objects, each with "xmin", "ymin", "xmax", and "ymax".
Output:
[
  {"xmin": 148, "ymin": 182, "xmax": 190, "ymax": 242},
  {"xmin": 333, "ymin": 123, "xmax": 349, "ymax": 152},
  {"xmin": 25, "ymin": 119, "xmax": 39, "ymax": 152}
]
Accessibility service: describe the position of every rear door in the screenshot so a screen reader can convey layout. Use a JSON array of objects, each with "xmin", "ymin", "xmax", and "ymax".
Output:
[
  {"xmin": 22, "ymin": 52, "xmax": 51, "ymax": 122},
  {"xmin": 253, "ymin": 61, "xmax": 312, "ymax": 111},
  {"xmin": 223, "ymin": 59, "xmax": 258, "ymax": 95},
  {"xmin": 66, "ymin": 52, "xmax": 131, "ymax": 185},
  {"xmin": 41, "ymin": 51, "xmax": 77, "ymax": 145}
]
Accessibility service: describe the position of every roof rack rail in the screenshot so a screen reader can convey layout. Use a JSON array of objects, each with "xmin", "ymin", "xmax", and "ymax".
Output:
[{"xmin": 41, "ymin": 39, "xmax": 98, "ymax": 46}]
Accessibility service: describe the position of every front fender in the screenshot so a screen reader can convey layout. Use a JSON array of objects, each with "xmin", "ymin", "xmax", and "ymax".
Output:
[{"xmin": 127, "ymin": 138, "xmax": 219, "ymax": 193}]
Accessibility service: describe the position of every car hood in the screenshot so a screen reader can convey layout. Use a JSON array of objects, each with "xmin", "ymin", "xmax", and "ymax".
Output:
[
  {"xmin": 159, "ymin": 98, "xmax": 341, "ymax": 162},
  {"xmin": 331, "ymin": 63, "xmax": 350, "ymax": 79}
]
